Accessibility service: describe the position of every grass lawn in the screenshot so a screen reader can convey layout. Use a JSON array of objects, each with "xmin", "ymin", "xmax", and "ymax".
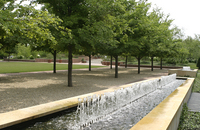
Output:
[{"xmin": 0, "ymin": 62, "xmax": 105, "ymax": 74}]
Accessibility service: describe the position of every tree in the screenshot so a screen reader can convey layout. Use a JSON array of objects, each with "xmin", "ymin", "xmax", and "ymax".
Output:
[
  {"xmin": 184, "ymin": 35, "xmax": 200, "ymax": 63},
  {"xmin": 147, "ymin": 9, "xmax": 173, "ymax": 71},
  {"xmin": 126, "ymin": 0, "xmax": 151, "ymax": 74},
  {"xmin": 35, "ymin": 0, "xmax": 94, "ymax": 86},
  {"xmin": 78, "ymin": 0, "xmax": 130, "ymax": 78},
  {"xmin": 0, "ymin": 1, "xmax": 62, "ymax": 57},
  {"xmin": 95, "ymin": 0, "xmax": 131, "ymax": 78},
  {"xmin": 30, "ymin": 23, "xmax": 71, "ymax": 73}
]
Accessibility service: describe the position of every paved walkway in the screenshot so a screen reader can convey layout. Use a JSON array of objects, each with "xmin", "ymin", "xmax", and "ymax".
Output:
[{"xmin": 187, "ymin": 92, "xmax": 200, "ymax": 112}]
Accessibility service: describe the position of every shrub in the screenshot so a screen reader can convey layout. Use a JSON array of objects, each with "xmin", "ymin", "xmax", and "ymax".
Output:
[
  {"xmin": 36, "ymin": 55, "xmax": 40, "ymax": 58},
  {"xmin": 141, "ymin": 61, "xmax": 150, "ymax": 64},
  {"xmin": 188, "ymin": 58, "xmax": 196, "ymax": 63},
  {"xmin": 29, "ymin": 55, "xmax": 34, "ymax": 59},
  {"xmin": 197, "ymin": 58, "xmax": 200, "ymax": 69},
  {"xmin": 17, "ymin": 55, "xmax": 24, "ymax": 59},
  {"xmin": 166, "ymin": 58, "xmax": 176, "ymax": 65}
]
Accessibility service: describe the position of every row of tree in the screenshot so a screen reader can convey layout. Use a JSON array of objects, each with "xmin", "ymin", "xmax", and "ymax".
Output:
[{"xmin": 0, "ymin": 0, "xmax": 191, "ymax": 87}]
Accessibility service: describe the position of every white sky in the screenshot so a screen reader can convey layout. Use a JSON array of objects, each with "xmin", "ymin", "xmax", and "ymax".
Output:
[{"xmin": 148, "ymin": 0, "xmax": 200, "ymax": 38}]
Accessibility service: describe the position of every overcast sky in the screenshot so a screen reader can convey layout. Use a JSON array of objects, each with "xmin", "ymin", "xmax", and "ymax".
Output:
[{"xmin": 148, "ymin": 0, "xmax": 200, "ymax": 38}]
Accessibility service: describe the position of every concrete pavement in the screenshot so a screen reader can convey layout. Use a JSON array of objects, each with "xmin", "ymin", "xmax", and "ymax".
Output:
[{"xmin": 187, "ymin": 92, "xmax": 200, "ymax": 112}]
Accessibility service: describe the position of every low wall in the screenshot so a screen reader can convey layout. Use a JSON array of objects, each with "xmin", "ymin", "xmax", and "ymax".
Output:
[
  {"xmin": 130, "ymin": 78, "xmax": 194, "ymax": 130},
  {"xmin": 101, "ymin": 61, "xmax": 123, "ymax": 66},
  {"xmin": 3, "ymin": 59, "xmax": 35, "ymax": 62},
  {"xmin": 35, "ymin": 58, "xmax": 69, "ymax": 63},
  {"xmin": 35, "ymin": 57, "xmax": 87, "ymax": 63},
  {"xmin": 120, "ymin": 64, "xmax": 182, "ymax": 69},
  {"xmin": 168, "ymin": 69, "xmax": 198, "ymax": 77},
  {"xmin": 3, "ymin": 57, "xmax": 89, "ymax": 63}
]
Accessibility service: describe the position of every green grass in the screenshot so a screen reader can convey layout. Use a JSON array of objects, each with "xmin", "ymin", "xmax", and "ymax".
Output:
[
  {"xmin": 187, "ymin": 63, "xmax": 198, "ymax": 69},
  {"xmin": 192, "ymin": 70, "xmax": 200, "ymax": 92},
  {"xmin": 0, "ymin": 62, "xmax": 105, "ymax": 74}
]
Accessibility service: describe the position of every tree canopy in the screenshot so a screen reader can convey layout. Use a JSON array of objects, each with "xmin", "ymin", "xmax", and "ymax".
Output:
[{"xmin": 1, "ymin": 0, "xmax": 196, "ymax": 87}]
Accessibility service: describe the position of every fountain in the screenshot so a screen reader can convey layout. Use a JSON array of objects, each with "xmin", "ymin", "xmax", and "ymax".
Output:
[
  {"xmin": 168, "ymin": 66, "xmax": 198, "ymax": 77},
  {"xmin": 0, "ymin": 74, "xmax": 194, "ymax": 130},
  {"xmin": 16, "ymin": 74, "xmax": 183, "ymax": 130},
  {"xmin": 75, "ymin": 74, "xmax": 176, "ymax": 128},
  {"xmin": 182, "ymin": 66, "xmax": 191, "ymax": 71}
]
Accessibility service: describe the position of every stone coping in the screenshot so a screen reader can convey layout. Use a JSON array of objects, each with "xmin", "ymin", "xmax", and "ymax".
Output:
[
  {"xmin": 168, "ymin": 69, "xmax": 198, "ymax": 77},
  {"xmin": 120, "ymin": 64, "xmax": 183, "ymax": 69},
  {"xmin": 130, "ymin": 78, "xmax": 194, "ymax": 130},
  {"xmin": 0, "ymin": 77, "xmax": 160, "ymax": 129},
  {"xmin": 0, "ymin": 77, "xmax": 193, "ymax": 129}
]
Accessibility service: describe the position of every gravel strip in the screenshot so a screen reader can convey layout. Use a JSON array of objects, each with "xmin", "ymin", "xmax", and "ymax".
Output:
[{"xmin": 0, "ymin": 67, "xmax": 168, "ymax": 113}]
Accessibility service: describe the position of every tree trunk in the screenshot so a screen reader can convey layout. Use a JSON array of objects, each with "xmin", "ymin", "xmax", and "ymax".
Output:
[
  {"xmin": 115, "ymin": 55, "xmax": 118, "ymax": 78},
  {"xmin": 68, "ymin": 46, "xmax": 73, "ymax": 87},
  {"xmin": 53, "ymin": 50, "xmax": 56, "ymax": 73},
  {"xmin": 151, "ymin": 57, "xmax": 153, "ymax": 71},
  {"xmin": 110, "ymin": 56, "xmax": 112, "ymax": 69},
  {"xmin": 160, "ymin": 57, "xmax": 162, "ymax": 70},
  {"xmin": 125, "ymin": 56, "xmax": 128, "ymax": 68},
  {"xmin": 89, "ymin": 55, "xmax": 91, "ymax": 71},
  {"xmin": 138, "ymin": 57, "xmax": 140, "ymax": 74}
]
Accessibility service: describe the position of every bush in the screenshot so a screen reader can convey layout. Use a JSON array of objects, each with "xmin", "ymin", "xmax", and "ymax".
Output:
[
  {"xmin": 180, "ymin": 59, "xmax": 189, "ymax": 64},
  {"xmin": 153, "ymin": 57, "xmax": 159, "ymax": 61},
  {"xmin": 188, "ymin": 58, "xmax": 196, "ymax": 63},
  {"xmin": 141, "ymin": 61, "xmax": 150, "ymax": 64},
  {"xmin": 36, "ymin": 55, "xmax": 40, "ymax": 58},
  {"xmin": 166, "ymin": 58, "xmax": 176, "ymax": 65},
  {"xmin": 17, "ymin": 55, "xmax": 24, "ymax": 59},
  {"xmin": 127, "ymin": 56, "xmax": 136, "ymax": 62},
  {"xmin": 197, "ymin": 58, "xmax": 200, "ymax": 69},
  {"xmin": 29, "ymin": 55, "xmax": 34, "ymax": 59}
]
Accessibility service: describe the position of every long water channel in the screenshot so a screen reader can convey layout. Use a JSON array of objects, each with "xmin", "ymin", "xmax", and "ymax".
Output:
[{"xmin": 25, "ymin": 74, "xmax": 185, "ymax": 130}]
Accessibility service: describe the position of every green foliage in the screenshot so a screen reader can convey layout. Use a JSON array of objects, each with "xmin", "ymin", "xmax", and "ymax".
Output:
[
  {"xmin": 184, "ymin": 36, "xmax": 200, "ymax": 62},
  {"xmin": 29, "ymin": 55, "xmax": 34, "ymax": 59},
  {"xmin": 0, "ymin": 1, "xmax": 66, "ymax": 54},
  {"xmin": 178, "ymin": 103, "xmax": 188, "ymax": 129},
  {"xmin": 46, "ymin": 53, "xmax": 53, "ymax": 59},
  {"xmin": 0, "ymin": 50, "xmax": 7, "ymax": 58},
  {"xmin": 197, "ymin": 58, "xmax": 200, "ymax": 69},
  {"xmin": 188, "ymin": 58, "xmax": 196, "ymax": 63},
  {"xmin": 16, "ymin": 44, "xmax": 31, "ymax": 59},
  {"xmin": 17, "ymin": 55, "xmax": 24, "ymax": 59},
  {"xmin": 188, "ymin": 63, "xmax": 198, "ymax": 70},
  {"xmin": 38, "ymin": 51, "xmax": 48, "ymax": 58},
  {"xmin": 178, "ymin": 103, "xmax": 200, "ymax": 130},
  {"xmin": 192, "ymin": 71, "xmax": 200, "ymax": 92}
]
